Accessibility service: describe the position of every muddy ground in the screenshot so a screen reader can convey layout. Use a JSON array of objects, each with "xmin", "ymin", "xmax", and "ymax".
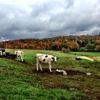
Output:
[
  {"xmin": 1, "ymin": 59, "xmax": 100, "ymax": 100},
  {"xmin": 32, "ymin": 68, "xmax": 100, "ymax": 100}
]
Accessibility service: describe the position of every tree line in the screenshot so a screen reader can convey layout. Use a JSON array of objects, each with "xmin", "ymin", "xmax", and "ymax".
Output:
[{"xmin": 0, "ymin": 35, "xmax": 100, "ymax": 52}]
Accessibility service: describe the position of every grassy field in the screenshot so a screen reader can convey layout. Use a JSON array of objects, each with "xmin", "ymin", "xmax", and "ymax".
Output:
[
  {"xmin": 0, "ymin": 49, "xmax": 100, "ymax": 100},
  {"xmin": 70, "ymin": 51, "xmax": 100, "ymax": 57}
]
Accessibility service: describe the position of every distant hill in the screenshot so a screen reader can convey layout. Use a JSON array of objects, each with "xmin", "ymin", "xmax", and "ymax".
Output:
[{"xmin": 0, "ymin": 35, "xmax": 100, "ymax": 51}]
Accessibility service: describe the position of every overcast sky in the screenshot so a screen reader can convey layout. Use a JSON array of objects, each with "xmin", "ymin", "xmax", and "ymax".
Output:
[{"xmin": 0, "ymin": 0, "xmax": 100, "ymax": 41}]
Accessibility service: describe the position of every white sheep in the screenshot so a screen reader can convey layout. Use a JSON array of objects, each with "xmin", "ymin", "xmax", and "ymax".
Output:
[
  {"xmin": 35, "ymin": 53, "xmax": 59, "ymax": 72},
  {"xmin": 0, "ymin": 51, "xmax": 2, "ymax": 55},
  {"xmin": 0, "ymin": 48, "xmax": 6, "ymax": 55},
  {"xmin": 14, "ymin": 50, "xmax": 24, "ymax": 62}
]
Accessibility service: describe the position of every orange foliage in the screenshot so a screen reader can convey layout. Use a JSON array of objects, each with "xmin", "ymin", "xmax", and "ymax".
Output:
[
  {"xmin": 69, "ymin": 41, "xmax": 79, "ymax": 51},
  {"xmin": 0, "ymin": 35, "xmax": 100, "ymax": 51}
]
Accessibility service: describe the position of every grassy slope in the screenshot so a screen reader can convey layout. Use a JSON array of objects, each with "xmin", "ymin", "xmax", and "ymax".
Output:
[
  {"xmin": 0, "ymin": 49, "xmax": 100, "ymax": 100},
  {"xmin": 70, "ymin": 51, "xmax": 100, "ymax": 57}
]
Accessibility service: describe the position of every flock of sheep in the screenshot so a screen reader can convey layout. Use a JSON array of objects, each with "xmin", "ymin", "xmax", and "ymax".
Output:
[
  {"xmin": 13, "ymin": 50, "xmax": 60, "ymax": 73},
  {"xmin": 0, "ymin": 49, "xmax": 61, "ymax": 73},
  {"xmin": 0, "ymin": 49, "xmax": 92, "ymax": 76}
]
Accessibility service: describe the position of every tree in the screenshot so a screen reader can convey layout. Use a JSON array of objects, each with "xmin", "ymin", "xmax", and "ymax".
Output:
[
  {"xmin": 95, "ymin": 45, "xmax": 100, "ymax": 51},
  {"xmin": 68, "ymin": 41, "xmax": 80, "ymax": 51},
  {"xmin": 86, "ymin": 43, "xmax": 95, "ymax": 51},
  {"xmin": 96, "ymin": 40, "xmax": 100, "ymax": 45},
  {"xmin": 62, "ymin": 39, "xmax": 69, "ymax": 48}
]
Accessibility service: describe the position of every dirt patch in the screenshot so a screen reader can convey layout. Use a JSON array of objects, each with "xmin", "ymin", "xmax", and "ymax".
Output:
[
  {"xmin": 32, "ymin": 68, "xmax": 86, "ymax": 76},
  {"xmin": 32, "ymin": 68, "xmax": 100, "ymax": 100}
]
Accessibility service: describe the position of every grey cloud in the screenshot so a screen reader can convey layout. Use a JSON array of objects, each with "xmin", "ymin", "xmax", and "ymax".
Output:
[
  {"xmin": 65, "ymin": 0, "xmax": 74, "ymax": 8},
  {"xmin": 0, "ymin": 0, "xmax": 100, "ymax": 40}
]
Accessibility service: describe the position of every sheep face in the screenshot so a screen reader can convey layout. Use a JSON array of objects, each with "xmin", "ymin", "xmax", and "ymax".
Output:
[
  {"xmin": 51, "ymin": 56, "xmax": 59, "ymax": 62},
  {"xmin": 14, "ymin": 50, "xmax": 24, "ymax": 62}
]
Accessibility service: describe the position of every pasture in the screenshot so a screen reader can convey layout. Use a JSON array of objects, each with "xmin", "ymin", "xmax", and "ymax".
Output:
[
  {"xmin": 0, "ymin": 49, "xmax": 100, "ymax": 100},
  {"xmin": 70, "ymin": 51, "xmax": 100, "ymax": 57}
]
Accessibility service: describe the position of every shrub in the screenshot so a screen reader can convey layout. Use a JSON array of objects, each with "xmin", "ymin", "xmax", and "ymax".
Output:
[
  {"xmin": 79, "ymin": 47, "xmax": 87, "ymax": 51},
  {"xmin": 86, "ymin": 43, "xmax": 95, "ymax": 51}
]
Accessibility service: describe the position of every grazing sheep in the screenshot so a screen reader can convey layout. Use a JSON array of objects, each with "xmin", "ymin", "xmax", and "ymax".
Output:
[
  {"xmin": 14, "ymin": 50, "xmax": 24, "ymax": 62},
  {"xmin": 0, "ymin": 48, "xmax": 6, "ymax": 55},
  {"xmin": 0, "ymin": 51, "xmax": 2, "ymax": 55},
  {"xmin": 35, "ymin": 53, "xmax": 59, "ymax": 72}
]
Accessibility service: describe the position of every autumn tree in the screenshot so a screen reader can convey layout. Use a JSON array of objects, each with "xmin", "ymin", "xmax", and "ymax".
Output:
[
  {"xmin": 95, "ymin": 39, "xmax": 100, "ymax": 51},
  {"xmin": 95, "ymin": 45, "xmax": 100, "ymax": 51},
  {"xmin": 96, "ymin": 40, "xmax": 100, "ymax": 45},
  {"xmin": 51, "ymin": 42, "xmax": 58, "ymax": 50},
  {"xmin": 62, "ymin": 39, "xmax": 69, "ymax": 48},
  {"xmin": 68, "ymin": 41, "xmax": 80, "ymax": 51}
]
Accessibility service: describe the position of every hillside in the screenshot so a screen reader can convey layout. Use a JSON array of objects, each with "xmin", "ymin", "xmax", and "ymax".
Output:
[
  {"xmin": 0, "ymin": 35, "xmax": 100, "ymax": 51},
  {"xmin": 0, "ymin": 49, "xmax": 100, "ymax": 100}
]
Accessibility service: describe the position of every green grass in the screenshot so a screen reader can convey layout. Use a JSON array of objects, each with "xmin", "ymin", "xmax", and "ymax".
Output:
[
  {"xmin": 0, "ymin": 49, "xmax": 100, "ymax": 100},
  {"xmin": 0, "ymin": 58, "xmax": 89, "ymax": 100},
  {"xmin": 70, "ymin": 51, "xmax": 100, "ymax": 57},
  {"xmin": 6, "ymin": 49, "xmax": 77, "ymax": 57}
]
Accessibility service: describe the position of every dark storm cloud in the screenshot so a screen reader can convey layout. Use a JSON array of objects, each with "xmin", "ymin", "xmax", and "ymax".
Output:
[{"xmin": 0, "ymin": 0, "xmax": 100, "ymax": 41}]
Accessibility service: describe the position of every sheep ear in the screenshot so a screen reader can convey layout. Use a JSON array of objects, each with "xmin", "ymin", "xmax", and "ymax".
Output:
[
  {"xmin": 52, "ymin": 57, "xmax": 55, "ymax": 62},
  {"xmin": 52, "ymin": 57, "xmax": 54, "ymax": 60},
  {"xmin": 45, "ymin": 55, "xmax": 48, "ymax": 57},
  {"xmin": 57, "ymin": 57, "xmax": 59, "ymax": 59}
]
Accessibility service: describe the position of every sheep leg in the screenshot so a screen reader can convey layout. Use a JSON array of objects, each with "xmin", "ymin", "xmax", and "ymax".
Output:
[
  {"xmin": 49, "ymin": 63, "xmax": 52, "ymax": 72},
  {"xmin": 39, "ymin": 63, "xmax": 43, "ymax": 71},
  {"xmin": 21, "ymin": 56, "xmax": 23, "ymax": 62},
  {"xmin": 36, "ymin": 62, "xmax": 39, "ymax": 71},
  {"xmin": 17, "ymin": 56, "xmax": 20, "ymax": 61}
]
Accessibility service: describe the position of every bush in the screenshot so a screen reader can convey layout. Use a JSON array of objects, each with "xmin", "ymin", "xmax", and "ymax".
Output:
[
  {"xmin": 62, "ymin": 47, "xmax": 70, "ymax": 53},
  {"xmin": 79, "ymin": 47, "xmax": 87, "ymax": 51},
  {"xmin": 86, "ymin": 43, "xmax": 95, "ymax": 51}
]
